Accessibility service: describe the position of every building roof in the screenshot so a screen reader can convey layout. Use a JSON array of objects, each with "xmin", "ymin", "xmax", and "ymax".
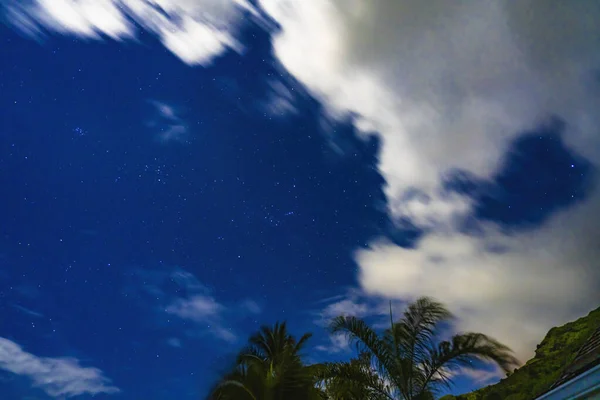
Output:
[{"xmin": 548, "ymin": 325, "xmax": 600, "ymax": 390}]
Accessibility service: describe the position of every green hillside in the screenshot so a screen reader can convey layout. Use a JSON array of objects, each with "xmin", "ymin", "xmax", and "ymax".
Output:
[{"xmin": 441, "ymin": 306, "xmax": 600, "ymax": 400}]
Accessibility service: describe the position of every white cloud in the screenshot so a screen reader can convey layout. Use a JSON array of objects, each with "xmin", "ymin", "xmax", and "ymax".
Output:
[
  {"xmin": 166, "ymin": 294, "xmax": 223, "ymax": 321},
  {"xmin": 315, "ymin": 333, "xmax": 351, "ymax": 354},
  {"xmin": 34, "ymin": 0, "xmax": 132, "ymax": 39},
  {"xmin": 0, "ymin": 337, "xmax": 119, "ymax": 398},
  {"xmin": 167, "ymin": 337, "xmax": 182, "ymax": 348},
  {"xmin": 158, "ymin": 14, "xmax": 238, "ymax": 65},
  {"xmin": 260, "ymin": 0, "xmax": 600, "ymax": 196},
  {"xmin": 5, "ymin": 0, "xmax": 257, "ymax": 65},
  {"xmin": 390, "ymin": 190, "xmax": 473, "ymax": 232},
  {"xmin": 318, "ymin": 298, "xmax": 370, "ymax": 325},
  {"xmin": 358, "ymin": 191, "xmax": 600, "ymax": 361},
  {"xmin": 259, "ymin": 0, "xmax": 600, "ymax": 365}
]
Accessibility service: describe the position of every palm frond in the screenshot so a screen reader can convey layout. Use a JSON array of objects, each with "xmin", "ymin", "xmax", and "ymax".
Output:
[
  {"xmin": 213, "ymin": 379, "xmax": 258, "ymax": 400},
  {"xmin": 208, "ymin": 321, "xmax": 321, "ymax": 400},
  {"xmin": 294, "ymin": 332, "xmax": 313, "ymax": 353},
  {"xmin": 330, "ymin": 315, "xmax": 394, "ymax": 378},
  {"xmin": 397, "ymin": 297, "xmax": 452, "ymax": 360},
  {"xmin": 327, "ymin": 297, "xmax": 516, "ymax": 400},
  {"xmin": 316, "ymin": 360, "xmax": 394, "ymax": 400},
  {"xmin": 418, "ymin": 332, "xmax": 519, "ymax": 396}
]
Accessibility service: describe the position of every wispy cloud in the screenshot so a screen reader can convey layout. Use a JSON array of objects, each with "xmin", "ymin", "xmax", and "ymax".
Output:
[
  {"xmin": 154, "ymin": 101, "xmax": 177, "ymax": 120},
  {"xmin": 11, "ymin": 304, "xmax": 43, "ymax": 318},
  {"xmin": 262, "ymin": 79, "xmax": 300, "ymax": 118},
  {"xmin": 0, "ymin": 337, "xmax": 119, "ymax": 398},
  {"xmin": 164, "ymin": 278, "xmax": 237, "ymax": 343},
  {"xmin": 149, "ymin": 100, "xmax": 190, "ymax": 144},
  {"xmin": 167, "ymin": 295, "xmax": 237, "ymax": 342},
  {"xmin": 240, "ymin": 299, "xmax": 262, "ymax": 315},
  {"xmin": 314, "ymin": 290, "xmax": 397, "ymax": 328},
  {"xmin": 131, "ymin": 267, "xmax": 241, "ymax": 343},
  {"xmin": 455, "ymin": 364, "xmax": 506, "ymax": 386}
]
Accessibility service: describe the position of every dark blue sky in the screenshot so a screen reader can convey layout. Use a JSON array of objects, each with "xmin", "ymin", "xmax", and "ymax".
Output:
[
  {"xmin": 0, "ymin": 3, "xmax": 598, "ymax": 400},
  {"xmin": 0, "ymin": 21, "xmax": 392, "ymax": 399}
]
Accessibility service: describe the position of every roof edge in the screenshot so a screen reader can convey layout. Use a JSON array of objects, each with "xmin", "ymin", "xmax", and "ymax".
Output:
[{"xmin": 535, "ymin": 362, "xmax": 600, "ymax": 400}]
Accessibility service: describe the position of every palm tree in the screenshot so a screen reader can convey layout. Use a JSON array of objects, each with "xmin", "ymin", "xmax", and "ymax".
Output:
[
  {"xmin": 318, "ymin": 297, "xmax": 519, "ymax": 400},
  {"xmin": 208, "ymin": 321, "xmax": 326, "ymax": 400}
]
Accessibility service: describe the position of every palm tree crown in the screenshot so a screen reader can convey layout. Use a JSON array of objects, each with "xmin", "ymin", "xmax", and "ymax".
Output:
[
  {"xmin": 208, "ymin": 321, "xmax": 324, "ymax": 400},
  {"xmin": 318, "ymin": 297, "xmax": 519, "ymax": 400}
]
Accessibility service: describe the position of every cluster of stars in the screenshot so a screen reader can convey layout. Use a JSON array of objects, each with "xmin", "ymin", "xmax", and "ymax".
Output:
[
  {"xmin": 143, "ymin": 162, "xmax": 169, "ymax": 184},
  {"xmin": 263, "ymin": 208, "xmax": 296, "ymax": 227}
]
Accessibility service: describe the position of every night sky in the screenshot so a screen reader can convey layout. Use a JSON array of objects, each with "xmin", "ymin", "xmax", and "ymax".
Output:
[{"xmin": 1, "ymin": 1, "xmax": 599, "ymax": 399}]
